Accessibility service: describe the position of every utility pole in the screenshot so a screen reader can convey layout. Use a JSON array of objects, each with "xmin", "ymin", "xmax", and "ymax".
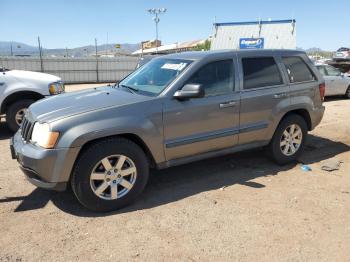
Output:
[
  {"xmin": 106, "ymin": 32, "xmax": 108, "ymax": 56},
  {"xmin": 147, "ymin": 8, "xmax": 167, "ymax": 53},
  {"xmin": 65, "ymin": 47, "xmax": 69, "ymax": 57},
  {"xmin": 95, "ymin": 38, "xmax": 99, "ymax": 83},
  {"xmin": 141, "ymin": 41, "xmax": 147, "ymax": 58},
  {"xmin": 10, "ymin": 42, "xmax": 13, "ymax": 56},
  {"xmin": 38, "ymin": 36, "xmax": 44, "ymax": 72}
]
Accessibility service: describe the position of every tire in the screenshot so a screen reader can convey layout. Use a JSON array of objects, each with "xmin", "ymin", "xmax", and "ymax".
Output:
[
  {"xmin": 6, "ymin": 99, "xmax": 35, "ymax": 132},
  {"xmin": 267, "ymin": 114, "xmax": 308, "ymax": 165},
  {"xmin": 71, "ymin": 137, "xmax": 149, "ymax": 212},
  {"xmin": 345, "ymin": 86, "xmax": 350, "ymax": 99}
]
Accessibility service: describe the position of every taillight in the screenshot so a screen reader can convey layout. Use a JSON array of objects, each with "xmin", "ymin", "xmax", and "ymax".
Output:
[
  {"xmin": 347, "ymin": 51, "xmax": 350, "ymax": 56},
  {"xmin": 319, "ymin": 82, "xmax": 325, "ymax": 101}
]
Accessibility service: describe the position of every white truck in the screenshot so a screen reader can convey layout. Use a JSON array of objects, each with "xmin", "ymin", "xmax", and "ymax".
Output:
[{"xmin": 0, "ymin": 68, "xmax": 64, "ymax": 132}]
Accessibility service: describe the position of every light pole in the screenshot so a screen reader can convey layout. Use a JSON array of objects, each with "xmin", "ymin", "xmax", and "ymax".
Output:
[{"xmin": 147, "ymin": 8, "xmax": 167, "ymax": 53}]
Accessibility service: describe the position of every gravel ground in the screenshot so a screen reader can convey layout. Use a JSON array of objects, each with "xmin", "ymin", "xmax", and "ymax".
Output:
[{"xmin": 0, "ymin": 85, "xmax": 349, "ymax": 261}]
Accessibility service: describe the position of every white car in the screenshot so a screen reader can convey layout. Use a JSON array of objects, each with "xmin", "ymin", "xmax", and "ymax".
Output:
[
  {"xmin": 316, "ymin": 64, "xmax": 350, "ymax": 98},
  {"xmin": 0, "ymin": 68, "xmax": 64, "ymax": 132}
]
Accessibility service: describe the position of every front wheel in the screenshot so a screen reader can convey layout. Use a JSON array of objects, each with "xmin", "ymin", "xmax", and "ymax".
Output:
[
  {"xmin": 6, "ymin": 99, "xmax": 35, "ymax": 132},
  {"xmin": 71, "ymin": 138, "xmax": 149, "ymax": 212},
  {"xmin": 268, "ymin": 114, "xmax": 308, "ymax": 165}
]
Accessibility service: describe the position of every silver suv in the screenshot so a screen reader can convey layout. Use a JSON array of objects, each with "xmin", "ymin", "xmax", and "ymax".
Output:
[{"xmin": 11, "ymin": 50, "xmax": 325, "ymax": 212}]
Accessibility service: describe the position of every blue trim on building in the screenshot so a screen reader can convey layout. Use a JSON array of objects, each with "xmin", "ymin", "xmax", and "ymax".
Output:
[{"xmin": 214, "ymin": 19, "xmax": 296, "ymax": 27}]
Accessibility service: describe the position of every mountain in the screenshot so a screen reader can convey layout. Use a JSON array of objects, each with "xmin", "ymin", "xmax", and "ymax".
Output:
[
  {"xmin": 0, "ymin": 41, "xmax": 38, "ymax": 55},
  {"xmin": 0, "ymin": 41, "xmax": 140, "ymax": 57}
]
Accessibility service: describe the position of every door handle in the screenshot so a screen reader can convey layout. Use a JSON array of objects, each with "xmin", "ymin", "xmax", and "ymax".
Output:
[
  {"xmin": 273, "ymin": 93, "xmax": 288, "ymax": 99},
  {"xmin": 0, "ymin": 82, "xmax": 4, "ymax": 86},
  {"xmin": 219, "ymin": 101, "xmax": 236, "ymax": 108}
]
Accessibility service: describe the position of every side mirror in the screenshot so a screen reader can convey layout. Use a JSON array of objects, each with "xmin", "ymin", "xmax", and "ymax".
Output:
[{"xmin": 173, "ymin": 84, "xmax": 205, "ymax": 100}]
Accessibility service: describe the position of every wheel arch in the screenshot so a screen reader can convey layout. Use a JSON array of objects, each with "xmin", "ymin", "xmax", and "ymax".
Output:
[
  {"xmin": 1, "ymin": 91, "xmax": 44, "ymax": 114},
  {"xmin": 280, "ymin": 109, "xmax": 312, "ymax": 131},
  {"xmin": 75, "ymin": 133, "xmax": 157, "ymax": 170},
  {"xmin": 346, "ymin": 84, "xmax": 350, "ymax": 96}
]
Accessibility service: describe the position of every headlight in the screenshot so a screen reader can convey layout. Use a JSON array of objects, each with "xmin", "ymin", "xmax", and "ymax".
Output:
[
  {"xmin": 49, "ymin": 82, "xmax": 65, "ymax": 95},
  {"xmin": 31, "ymin": 122, "xmax": 59, "ymax": 149}
]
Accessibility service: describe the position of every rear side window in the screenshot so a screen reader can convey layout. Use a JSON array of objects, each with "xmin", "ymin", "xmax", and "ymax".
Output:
[
  {"xmin": 282, "ymin": 56, "xmax": 315, "ymax": 83},
  {"xmin": 325, "ymin": 65, "xmax": 341, "ymax": 76},
  {"xmin": 242, "ymin": 57, "xmax": 283, "ymax": 89}
]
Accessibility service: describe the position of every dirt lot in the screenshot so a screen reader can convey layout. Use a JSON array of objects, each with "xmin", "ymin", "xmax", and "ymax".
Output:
[{"xmin": 0, "ymin": 85, "xmax": 349, "ymax": 261}]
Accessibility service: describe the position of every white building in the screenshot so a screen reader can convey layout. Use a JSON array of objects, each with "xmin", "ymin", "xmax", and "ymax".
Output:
[{"xmin": 211, "ymin": 19, "xmax": 296, "ymax": 50}]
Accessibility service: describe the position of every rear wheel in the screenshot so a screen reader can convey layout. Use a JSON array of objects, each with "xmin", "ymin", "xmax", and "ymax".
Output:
[
  {"xmin": 71, "ymin": 138, "xmax": 149, "ymax": 212},
  {"xmin": 6, "ymin": 99, "xmax": 35, "ymax": 132},
  {"xmin": 345, "ymin": 86, "xmax": 350, "ymax": 99},
  {"xmin": 268, "ymin": 114, "xmax": 308, "ymax": 165}
]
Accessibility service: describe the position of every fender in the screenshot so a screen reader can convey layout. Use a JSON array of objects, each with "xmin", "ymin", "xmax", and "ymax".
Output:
[{"xmin": 51, "ymin": 100, "xmax": 165, "ymax": 164}]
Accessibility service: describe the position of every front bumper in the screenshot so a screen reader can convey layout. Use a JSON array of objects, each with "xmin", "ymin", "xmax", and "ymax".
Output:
[{"xmin": 10, "ymin": 132, "xmax": 80, "ymax": 191}]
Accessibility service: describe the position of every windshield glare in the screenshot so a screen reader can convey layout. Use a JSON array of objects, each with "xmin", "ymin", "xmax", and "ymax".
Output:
[{"xmin": 120, "ymin": 58, "xmax": 192, "ymax": 96}]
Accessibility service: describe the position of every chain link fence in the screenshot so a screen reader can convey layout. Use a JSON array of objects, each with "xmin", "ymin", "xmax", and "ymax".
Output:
[{"xmin": 0, "ymin": 56, "xmax": 139, "ymax": 84}]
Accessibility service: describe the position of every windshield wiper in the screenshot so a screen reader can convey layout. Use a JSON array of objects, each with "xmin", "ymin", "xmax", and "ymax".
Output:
[{"xmin": 119, "ymin": 84, "xmax": 139, "ymax": 93}]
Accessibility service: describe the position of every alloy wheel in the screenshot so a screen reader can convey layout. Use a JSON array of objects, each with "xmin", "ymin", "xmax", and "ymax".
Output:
[
  {"xmin": 15, "ymin": 108, "xmax": 26, "ymax": 126},
  {"xmin": 90, "ymin": 154, "xmax": 137, "ymax": 200},
  {"xmin": 279, "ymin": 124, "xmax": 303, "ymax": 156}
]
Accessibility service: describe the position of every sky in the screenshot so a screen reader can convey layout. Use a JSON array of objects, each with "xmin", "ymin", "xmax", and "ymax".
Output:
[{"xmin": 0, "ymin": 0, "xmax": 348, "ymax": 50}]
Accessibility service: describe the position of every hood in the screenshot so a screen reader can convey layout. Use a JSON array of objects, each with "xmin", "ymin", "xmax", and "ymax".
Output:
[
  {"xmin": 28, "ymin": 86, "xmax": 152, "ymax": 122},
  {"xmin": 7, "ymin": 70, "xmax": 61, "ymax": 84}
]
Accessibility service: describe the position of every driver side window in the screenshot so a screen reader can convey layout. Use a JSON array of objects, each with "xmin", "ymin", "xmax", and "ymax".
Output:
[
  {"xmin": 186, "ymin": 60, "xmax": 234, "ymax": 96},
  {"xmin": 326, "ymin": 66, "xmax": 341, "ymax": 76}
]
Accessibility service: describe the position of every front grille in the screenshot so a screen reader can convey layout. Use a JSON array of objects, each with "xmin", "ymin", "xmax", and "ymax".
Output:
[{"xmin": 20, "ymin": 117, "xmax": 34, "ymax": 142}]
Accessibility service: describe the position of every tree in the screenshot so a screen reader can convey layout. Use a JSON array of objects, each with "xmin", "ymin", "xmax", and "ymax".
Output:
[{"xmin": 194, "ymin": 39, "xmax": 211, "ymax": 51}]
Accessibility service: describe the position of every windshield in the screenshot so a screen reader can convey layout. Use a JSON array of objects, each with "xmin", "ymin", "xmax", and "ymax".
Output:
[{"xmin": 120, "ymin": 58, "xmax": 192, "ymax": 96}]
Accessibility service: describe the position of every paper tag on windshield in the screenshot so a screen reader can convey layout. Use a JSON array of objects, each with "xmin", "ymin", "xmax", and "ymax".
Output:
[{"xmin": 161, "ymin": 62, "xmax": 187, "ymax": 71}]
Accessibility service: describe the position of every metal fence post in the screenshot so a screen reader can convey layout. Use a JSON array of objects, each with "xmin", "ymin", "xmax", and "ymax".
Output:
[
  {"xmin": 38, "ymin": 36, "xmax": 44, "ymax": 72},
  {"xmin": 95, "ymin": 38, "xmax": 99, "ymax": 83}
]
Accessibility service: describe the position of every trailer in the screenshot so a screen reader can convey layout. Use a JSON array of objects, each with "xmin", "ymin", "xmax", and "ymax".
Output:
[
  {"xmin": 326, "ymin": 60, "xmax": 350, "ymax": 73},
  {"xmin": 211, "ymin": 19, "xmax": 296, "ymax": 50}
]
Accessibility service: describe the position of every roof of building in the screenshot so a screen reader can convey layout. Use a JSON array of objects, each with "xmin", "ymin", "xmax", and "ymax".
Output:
[
  {"xmin": 214, "ymin": 19, "xmax": 296, "ymax": 27},
  {"xmin": 132, "ymin": 39, "xmax": 206, "ymax": 55}
]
